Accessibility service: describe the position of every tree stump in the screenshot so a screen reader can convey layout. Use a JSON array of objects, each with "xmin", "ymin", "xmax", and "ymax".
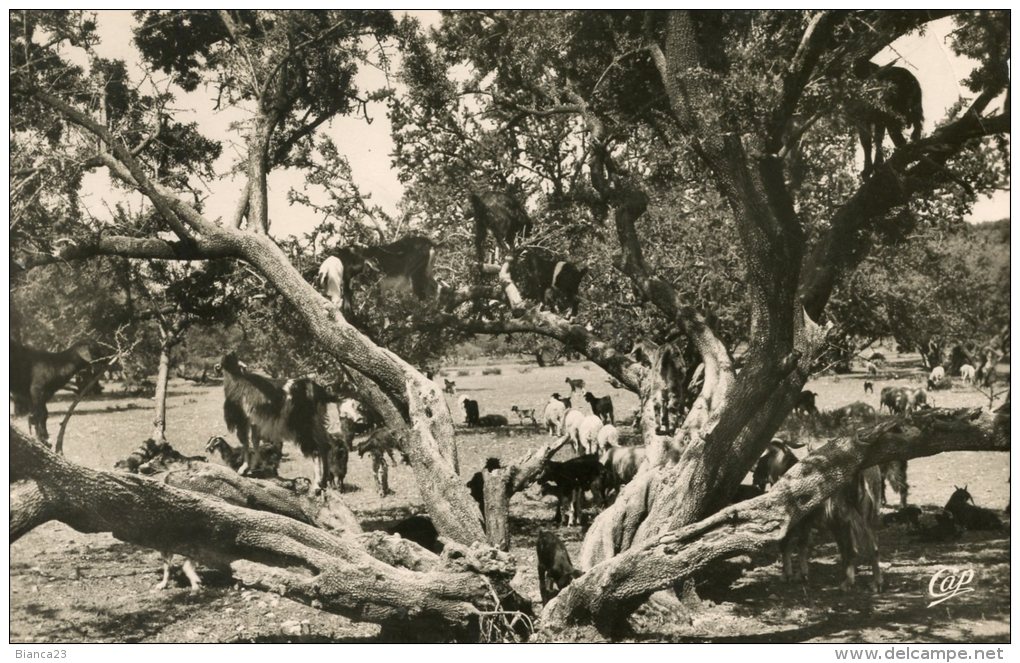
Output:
[{"xmin": 483, "ymin": 469, "xmax": 511, "ymax": 551}]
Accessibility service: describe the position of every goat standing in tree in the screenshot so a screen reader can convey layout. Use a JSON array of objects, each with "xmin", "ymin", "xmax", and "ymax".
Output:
[
  {"xmin": 853, "ymin": 59, "xmax": 924, "ymax": 176},
  {"xmin": 10, "ymin": 339, "xmax": 98, "ymax": 445},
  {"xmin": 469, "ymin": 189, "xmax": 533, "ymax": 265}
]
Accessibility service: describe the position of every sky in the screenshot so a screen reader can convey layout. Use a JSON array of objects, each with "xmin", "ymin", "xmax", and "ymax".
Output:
[{"xmin": 77, "ymin": 11, "xmax": 1007, "ymax": 240}]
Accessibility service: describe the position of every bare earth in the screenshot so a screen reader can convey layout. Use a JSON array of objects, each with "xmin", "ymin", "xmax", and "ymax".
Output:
[{"xmin": 9, "ymin": 354, "xmax": 1010, "ymax": 643}]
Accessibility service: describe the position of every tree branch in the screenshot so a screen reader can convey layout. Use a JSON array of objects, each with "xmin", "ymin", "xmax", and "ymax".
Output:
[
  {"xmin": 9, "ymin": 426, "xmax": 525, "ymax": 638},
  {"xmin": 800, "ymin": 109, "xmax": 1010, "ymax": 320},
  {"xmin": 764, "ymin": 11, "xmax": 841, "ymax": 154},
  {"xmin": 15, "ymin": 234, "xmax": 236, "ymax": 269}
]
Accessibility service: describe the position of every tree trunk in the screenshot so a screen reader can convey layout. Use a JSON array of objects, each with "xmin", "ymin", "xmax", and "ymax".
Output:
[
  {"xmin": 151, "ymin": 343, "xmax": 172, "ymax": 442},
  {"xmin": 9, "ymin": 426, "xmax": 529, "ymax": 640},
  {"xmin": 483, "ymin": 469, "xmax": 511, "ymax": 551},
  {"xmin": 545, "ymin": 406, "xmax": 1009, "ymax": 633}
]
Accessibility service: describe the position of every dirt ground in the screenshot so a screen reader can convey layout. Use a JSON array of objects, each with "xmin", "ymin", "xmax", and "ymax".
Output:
[{"xmin": 9, "ymin": 353, "xmax": 1011, "ymax": 643}]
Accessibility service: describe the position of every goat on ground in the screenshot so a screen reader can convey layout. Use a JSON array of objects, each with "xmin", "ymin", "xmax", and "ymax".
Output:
[
  {"xmin": 537, "ymin": 530, "xmax": 582, "ymax": 603},
  {"xmin": 511, "ymin": 405, "xmax": 538, "ymax": 426},
  {"xmin": 543, "ymin": 395, "xmax": 567, "ymax": 436},
  {"xmin": 584, "ymin": 391, "xmax": 615, "ymax": 424},
  {"xmin": 944, "ymin": 486, "xmax": 1003, "ymax": 531}
]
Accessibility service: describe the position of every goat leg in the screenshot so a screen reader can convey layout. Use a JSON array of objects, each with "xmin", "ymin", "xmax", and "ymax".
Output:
[
  {"xmin": 181, "ymin": 557, "xmax": 203, "ymax": 592},
  {"xmin": 153, "ymin": 553, "xmax": 173, "ymax": 591}
]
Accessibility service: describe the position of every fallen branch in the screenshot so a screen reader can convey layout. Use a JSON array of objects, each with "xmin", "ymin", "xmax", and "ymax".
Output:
[{"xmin": 10, "ymin": 426, "xmax": 530, "ymax": 639}]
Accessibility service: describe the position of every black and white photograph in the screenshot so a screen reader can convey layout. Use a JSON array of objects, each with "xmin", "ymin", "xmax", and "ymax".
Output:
[{"xmin": 7, "ymin": 8, "xmax": 1012, "ymax": 649}]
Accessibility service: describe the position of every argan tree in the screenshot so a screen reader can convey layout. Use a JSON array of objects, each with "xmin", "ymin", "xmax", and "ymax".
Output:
[{"xmin": 10, "ymin": 10, "xmax": 1009, "ymax": 639}]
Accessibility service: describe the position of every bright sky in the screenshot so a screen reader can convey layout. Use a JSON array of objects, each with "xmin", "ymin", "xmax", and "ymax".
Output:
[{"xmin": 78, "ymin": 11, "xmax": 1007, "ymax": 239}]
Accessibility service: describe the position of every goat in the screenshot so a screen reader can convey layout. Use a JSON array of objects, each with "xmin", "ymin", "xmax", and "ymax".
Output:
[
  {"xmin": 356, "ymin": 428, "xmax": 407, "ymax": 497},
  {"xmin": 537, "ymin": 530, "xmax": 582, "ymax": 603},
  {"xmin": 217, "ymin": 352, "xmax": 333, "ymax": 488},
  {"xmin": 560, "ymin": 408, "xmax": 587, "ymax": 453},
  {"xmin": 509, "ymin": 247, "xmax": 588, "ymax": 317},
  {"xmin": 863, "ymin": 380, "xmax": 874, "ymax": 394},
  {"xmin": 543, "ymin": 395, "xmax": 567, "ymax": 436},
  {"xmin": 318, "ymin": 237, "xmax": 437, "ymax": 316},
  {"xmin": 880, "ymin": 459, "xmax": 909, "ymax": 507},
  {"xmin": 469, "ymin": 189, "xmax": 533, "ymax": 265},
  {"xmin": 552, "ymin": 392, "xmax": 572, "ymax": 409},
  {"xmin": 913, "ymin": 509, "xmax": 966, "ymax": 542},
  {"xmin": 853, "ymin": 59, "xmax": 924, "ymax": 176},
  {"xmin": 537, "ymin": 455, "xmax": 604, "ymax": 526},
  {"xmin": 576, "ymin": 414, "xmax": 604, "ymax": 455},
  {"xmin": 205, "ymin": 435, "xmax": 244, "ymax": 471},
  {"xmin": 564, "ymin": 377, "xmax": 585, "ymax": 394},
  {"xmin": 10, "ymin": 339, "xmax": 98, "ymax": 445},
  {"xmin": 478, "ymin": 413, "xmax": 509, "ymax": 427},
  {"xmin": 794, "ymin": 390, "xmax": 819, "ymax": 415},
  {"xmin": 510, "ymin": 405, "xmax": 538, "ymax": 426},
  {"xmin": 598, "ymin": 445, "xmax": 646, "ymax": 503},
  {"xmin": 944, "ymin": 486, "xmax": 1003, "ymax": 531},
  {"xmin": 752, "ymin": 439, "xmax": 799, "ymax": 491},
  {"xmin": 584, "ymin": 391, "xmax": 615, "ymax": 424},
  {"xmin": 960, "ymin": 363, "xmax": 976, "ymax": 385},
  {"xmin": 778, "ymin": 440, "xmax": 883, "ymax": 591},
  {"xmin": 595, "ymin": 423, "xmax": 620, "ymax": 453},
  {"xmin": 114, "ymin": 440, "xmax": 208, "ymax": 591},
  {"xmin": 443, "ymin": 379, "xmax": 457, "ymax": 394},
  {"xmin": 882, "ymin": 505, "xmax": 922, "ymax": 530},
  {"xmin": 466, "ymin": 457, "xmax": 503, "ymax": 516},
  {"xmin": 325, "ymin": 432, "xmax": 350, "ymax": 491},
  {"xmin": 880, "ymin": 386, "xmax": 909, "ymax": 414},
  {"xmin": 458, "ymin": 395, "xmax": 481, "ymax": 426}
]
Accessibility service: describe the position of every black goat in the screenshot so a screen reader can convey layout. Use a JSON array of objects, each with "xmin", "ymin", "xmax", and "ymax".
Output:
[
  {"xmin": 853, "ymin": 59, "xmax": 924, "ymax": 176},
  {"xmin": 584, "ymin": 391, "xmax": 614, "ymax": 424},
  {"xmin": 205, "ymin": 435, "xmax": 245, "ymax": 471},
  {"xmin": 537, "ymin": 530, "xmax": 582, "ymax": 603},
  {"xmin": 945, "ymin": 486, "xmax": 1002, "ymax": 531},
  {"xmin": 10, "ymin": 339, "xmax": 98, "ymax": 444},
  {"xmin": 385, "ymin": 514, "xmax": 443, "ymax": 554},
  {"xmin": 458, "ymin": 396, "xmax": 481, "ymax": 426},
  {"xmin": 538, "ymin": 455, "xmax": 604, "ymax": 526},
  {"xmin": 794, "ymin": 389, "xmax": 819, "ymax": 415},
  {"xmin": 469, "ymin": 189, "xmax": 533, "ymax": 265}
]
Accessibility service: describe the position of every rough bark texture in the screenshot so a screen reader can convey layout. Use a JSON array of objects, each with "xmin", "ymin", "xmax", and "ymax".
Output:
[
  {"xmin": 10, "ymin": 426, "xmax": 527, "ymax": 639},
  {"xmin": 483, "ymin": 469, "xmax": 512, "ymax": 551}
]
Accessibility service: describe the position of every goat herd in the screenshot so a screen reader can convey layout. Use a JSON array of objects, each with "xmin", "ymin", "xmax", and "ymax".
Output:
[{"xmin": 10, "ymin": 341, "xmax": 1008, "ymax": 606}]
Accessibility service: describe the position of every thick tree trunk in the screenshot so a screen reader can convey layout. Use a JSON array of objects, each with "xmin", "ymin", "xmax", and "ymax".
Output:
[
  {"xmin": 9, "ymin": 427, "xmax": 528, "ymax": 640},
  {"xmin": 545, "ymin": 406, "xmax": 1009, "ymax": 633}
]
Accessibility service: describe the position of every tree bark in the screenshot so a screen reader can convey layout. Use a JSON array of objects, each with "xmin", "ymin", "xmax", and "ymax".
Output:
[
  {"xmin": 483, "ymin": 469, "xmax": 511, "ymax": 551},
  {"xmin": 151, "ymin": 343, "xmax": 172, "ymax": 442},
  {"xmin": 9, "ymin": 426, "xmax": 529, "ymax": 639}
]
